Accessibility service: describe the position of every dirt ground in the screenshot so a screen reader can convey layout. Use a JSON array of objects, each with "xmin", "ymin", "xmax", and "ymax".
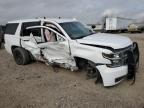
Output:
[{"xmin": 0, "ymin": 33, "xmax": 144, "ymax": 108}]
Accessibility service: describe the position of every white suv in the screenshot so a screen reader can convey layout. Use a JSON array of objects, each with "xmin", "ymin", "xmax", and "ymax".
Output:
[{"xmin": 4, "ymin": 18, "xmax": 139, "ymax": 86}]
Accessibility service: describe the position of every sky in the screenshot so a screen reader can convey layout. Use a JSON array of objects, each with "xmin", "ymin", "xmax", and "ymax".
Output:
[{"xmin": 0, "ymin": 0, "xmax": 144, "ymax": 24}]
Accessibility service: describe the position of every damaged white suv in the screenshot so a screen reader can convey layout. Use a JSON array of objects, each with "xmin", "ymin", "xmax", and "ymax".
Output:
[{"xmin": 4, "ymin": 18, "xmax": 139, "ymax": 86}]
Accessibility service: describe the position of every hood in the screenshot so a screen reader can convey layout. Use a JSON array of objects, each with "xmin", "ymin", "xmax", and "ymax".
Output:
[{"xmin": 77, "ymin": 33, "xmax": 133, "ymax": 49}]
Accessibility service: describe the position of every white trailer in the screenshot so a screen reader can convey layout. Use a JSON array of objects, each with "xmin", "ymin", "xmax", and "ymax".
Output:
[{"xmin": 106, "ymin": 17, "xmax": 133, "ymax": 32}]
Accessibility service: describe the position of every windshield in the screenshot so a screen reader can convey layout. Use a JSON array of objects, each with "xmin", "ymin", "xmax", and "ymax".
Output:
[{"xmin": 59, "ymin": 22, "xmax": 94, "ymax": 39}]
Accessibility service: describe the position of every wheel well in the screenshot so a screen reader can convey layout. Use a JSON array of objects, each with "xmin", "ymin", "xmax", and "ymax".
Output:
[
  {"xmin": 74, "ymin": 57, "xmax": 88, "ymax": 62},
  {"xmin": 74, "ymin": 57, "xmax": 96, "ymax": 64},
  {"xmin": 74, "ymin": 57, "xmax": 96, "ymax": 69},
  {"xmin": 74, "ymin": 57, "xmax": 88, "ymax": 67},
  {"xmin": 74, "ymin": 56, "xmax": 103, "ymax": 83},
  {"xmin": 11, "ymin": 46, "xmax": 35, "ymax": 62},
  {"xmin": 11, "ymin": 46, "xmax": 19, "ymax": 53},
  {"xmin": 11, "ymin": 46, "xmax": 30, "ymax": 56}
]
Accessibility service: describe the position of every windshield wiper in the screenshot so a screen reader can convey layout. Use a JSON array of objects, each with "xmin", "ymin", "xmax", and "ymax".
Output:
[
  {"xmin": 72, "ymin": 33, "xmax": 95, "ymax": 40},
  {"xmin": 75, "ymin": 36, "xmax": 85, "ymax": 39},
  {"xmin": 77, "ymin": 33, "xmax": 95, "ymax": 39}
]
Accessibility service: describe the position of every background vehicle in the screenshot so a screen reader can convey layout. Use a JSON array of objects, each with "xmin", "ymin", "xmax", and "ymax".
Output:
[
  {"xmin": 128, "ymin": 23, "xmax": 144, "ymax": 33},
  {"xmin": 106, "ymin": 17, "xmax": 133, "ymax": 32},
  {"xmin": 0, "ymin": 25, "xmax": 5, "ymax": 48},
  {"xmin": 4, "ymin": 18, "xmax": 139, "ymax": 87}
]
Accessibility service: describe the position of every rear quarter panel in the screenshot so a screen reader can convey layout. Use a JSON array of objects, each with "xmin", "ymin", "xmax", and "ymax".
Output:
[{"xmin": 4, "ymin": 23, "xmax": 21, "ymax": 54}]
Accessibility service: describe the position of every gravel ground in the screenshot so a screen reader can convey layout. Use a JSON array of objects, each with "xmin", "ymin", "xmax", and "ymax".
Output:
[{"xmin": 0, "ymin": 33, "xmax": 144, "ymax": 108}]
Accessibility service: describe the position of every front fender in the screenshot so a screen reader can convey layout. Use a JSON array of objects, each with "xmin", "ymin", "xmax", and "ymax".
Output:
[{"xmin": 71, "ymin": 43, "xmax": 112, "ymax": 64}]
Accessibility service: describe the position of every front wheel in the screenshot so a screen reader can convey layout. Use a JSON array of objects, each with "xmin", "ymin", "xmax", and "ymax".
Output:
[
  {"xmin": 87, "ymin": 67, "xmax": 102, "ymax": 84},
  {"xmin": 13, "ymin": 48, "xmax": 30, "ymax": 65}
]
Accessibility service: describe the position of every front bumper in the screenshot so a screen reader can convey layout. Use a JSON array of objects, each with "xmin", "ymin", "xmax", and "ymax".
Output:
[
  {"xmin": 96, "ymin": 65, "xmax": 128, "ymax": 86},
  {"xmin": 127, "ymin": 42, "xmax": 139, "ymax": 79},
  {"xmin": 97, "ymin": 42, "xmax": 139, "ymax": 87}
]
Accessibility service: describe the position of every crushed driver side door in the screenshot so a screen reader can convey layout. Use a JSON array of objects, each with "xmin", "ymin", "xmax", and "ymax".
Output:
[{"xmin": 26, "ymin": 26, "xmax": 77, "ymax": 69}]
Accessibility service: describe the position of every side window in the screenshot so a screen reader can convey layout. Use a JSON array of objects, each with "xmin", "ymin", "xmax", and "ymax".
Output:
[
  {"xmin": 44, "ymin": 28, "xmax": 66, "ymax": 42},
  {"xmin": 5, "ymin": 23, "xmax": 19, "ymax": 35},
  {"xmin": 25, "ymin": 28, "xmax": 42, "ymax": 43},
  {"xmin": 43, "ymin": 23, "xmax": 64, "ymax": 36},
  {"xmin": 21, "ymin": 22, "xmax": 41, "ymax": 36},
  {"xmin": 43, "ymin": 23, "xmax": 65, "ymax": 42},
  {"xmin": 30, "ymin": 28, "xmax": 41, "ymax": 37}
]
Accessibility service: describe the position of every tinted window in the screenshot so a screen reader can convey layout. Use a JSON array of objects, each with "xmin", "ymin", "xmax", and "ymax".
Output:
[
  {"xmin": 30, "ymin": 28, "xmax": 41, "ymax": 36},
  {"xmin": 21, "ymin": 22, "xmax": 41, "ymax": 36},
  {"xmin": 5, "ymin": 23, "xmax": 19, "ymax": 35},
  {"xmin": 21, "ymin": 28, "xmax": 41, "ymax": 37}
]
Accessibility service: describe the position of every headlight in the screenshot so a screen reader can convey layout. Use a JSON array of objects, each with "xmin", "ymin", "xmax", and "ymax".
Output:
[
  {"xmin": 102, "ymin": 52, "xmax": 125, "ymax": 68},
  {"xmin": 102, "ymin": 53, "xmax": 121, "ymax": 60}
]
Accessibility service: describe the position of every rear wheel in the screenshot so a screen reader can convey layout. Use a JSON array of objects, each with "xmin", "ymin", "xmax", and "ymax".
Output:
[{"xmin": 13, "ymin": 48, "xmax": 30, "ymax": 65}]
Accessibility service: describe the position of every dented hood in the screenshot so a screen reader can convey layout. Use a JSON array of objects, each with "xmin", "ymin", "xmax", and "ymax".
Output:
[{"xmin": 77, "ymin": 33, "xmax": 133, "ymax": 49}]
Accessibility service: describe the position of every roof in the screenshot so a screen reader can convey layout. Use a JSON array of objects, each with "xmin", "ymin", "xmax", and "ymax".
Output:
[{"xmin": 8, "ymin": 18, "xmax": 77, "ymax": 24}]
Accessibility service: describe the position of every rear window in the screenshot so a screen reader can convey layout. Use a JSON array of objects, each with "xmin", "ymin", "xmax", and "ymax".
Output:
[{"xmin": 5, "ymin": 23, "xmax": 19, "ymax": 35}]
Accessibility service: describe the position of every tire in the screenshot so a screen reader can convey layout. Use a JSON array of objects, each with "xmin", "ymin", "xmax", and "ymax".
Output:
[
  {"xmin": 87, "ymin": 67, "xmax": 101, "ymax": 82},
  {"xmin": 13, "ymin": 47, "xmax": 30, "ymax": 65}
]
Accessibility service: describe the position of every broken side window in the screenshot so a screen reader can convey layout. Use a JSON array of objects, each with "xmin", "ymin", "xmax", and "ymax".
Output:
[{"xmin": 28, "ymin": 28, "xmax": 43, "ymax": 43}]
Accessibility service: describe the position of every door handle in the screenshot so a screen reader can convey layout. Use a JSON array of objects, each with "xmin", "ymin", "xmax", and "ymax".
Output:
[{"xmin": 23, "ymin": 40, "xmax": 29, "ymax": 41}]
